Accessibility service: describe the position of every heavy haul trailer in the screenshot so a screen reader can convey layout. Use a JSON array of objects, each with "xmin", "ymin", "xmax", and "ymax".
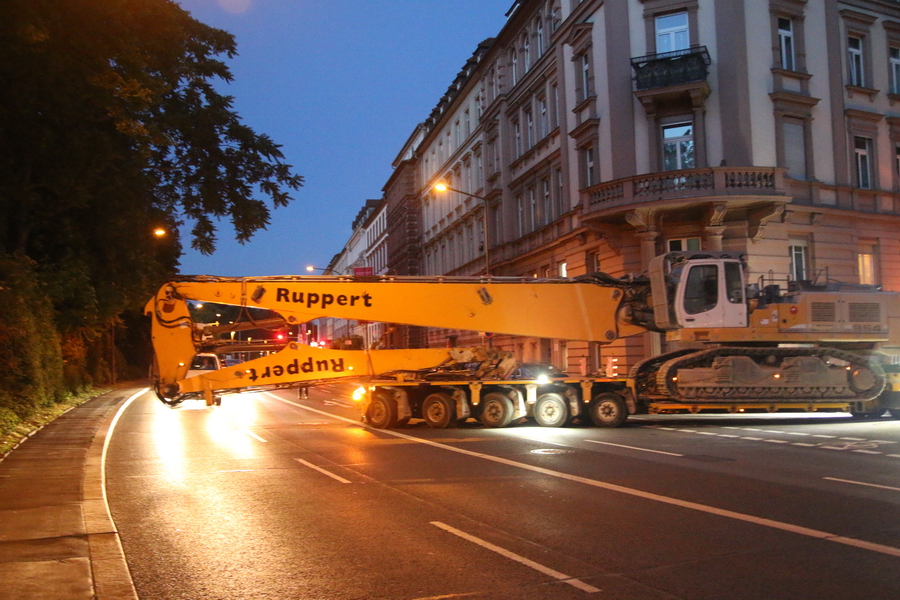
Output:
[
  {"xmin": 146, "ymin": 251, "xmax": 900, "ymax": 428},
  {"xmin": 354, "ymin": 371, "xmax": 632, "ymax": 429}
]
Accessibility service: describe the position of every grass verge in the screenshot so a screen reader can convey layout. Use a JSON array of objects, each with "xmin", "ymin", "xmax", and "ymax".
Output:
[{"xmin": 0, "ymin": 387, "xmax": 113, "ymax": 457}]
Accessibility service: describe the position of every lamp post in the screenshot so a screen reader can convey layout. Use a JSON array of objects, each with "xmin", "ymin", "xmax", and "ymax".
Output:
[
  {"xmin": 305, "ymin": 265, "xmax": 328, "ymax": 274},
  {"xmin": 433, "ymin": 182, "xmax": 491, "ymax": 275}
]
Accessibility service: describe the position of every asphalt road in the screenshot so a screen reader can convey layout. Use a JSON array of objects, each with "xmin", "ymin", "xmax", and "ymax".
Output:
[{"xmin": 107, "ymin": 387, "xmax": 900, "ymax": 599}]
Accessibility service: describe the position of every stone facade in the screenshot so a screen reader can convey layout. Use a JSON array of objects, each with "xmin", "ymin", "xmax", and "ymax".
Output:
[{"xmin": 341, "ymin": 0, "xmax": 900, "ymax": 374}]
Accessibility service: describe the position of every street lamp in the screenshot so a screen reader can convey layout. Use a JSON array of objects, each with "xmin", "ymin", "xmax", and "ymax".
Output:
[
  {"xmin": 433, "ymin": 182, "xmax": 491, "ymax": 275},
  {"xmin": 305, "ymin": 265, "xmax": 328, "ymax": 273}
]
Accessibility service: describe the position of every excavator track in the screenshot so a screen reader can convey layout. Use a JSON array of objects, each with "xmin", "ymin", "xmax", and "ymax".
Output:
[{"xmin": 652, "ymin": 347, "xmax": 885, "ymax": 403}]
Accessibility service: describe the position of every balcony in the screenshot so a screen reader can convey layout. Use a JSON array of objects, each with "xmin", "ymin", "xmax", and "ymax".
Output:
[
  {"xmin": 583, "ymin": 167, "xmax": 787, "ymax": 215},
  {"xmin": 631, "ymin": 46, "xmax": 711, "ymax": 91}
]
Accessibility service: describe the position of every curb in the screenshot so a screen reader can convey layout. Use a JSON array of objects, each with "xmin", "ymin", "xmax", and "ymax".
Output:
[{"xmin": 82, "ymin": 388, "xmax": 145, "ymax": 600}]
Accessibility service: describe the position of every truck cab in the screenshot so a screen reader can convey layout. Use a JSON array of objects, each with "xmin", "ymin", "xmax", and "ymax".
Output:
[{"xmin": 650, "ymin": 252, "xmax": 748, "ymax": 330}]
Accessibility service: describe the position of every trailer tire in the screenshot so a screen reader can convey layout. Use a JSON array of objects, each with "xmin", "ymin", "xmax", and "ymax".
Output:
[
  {"xmin": 422, "ymin": 392, "xmax": 456, "ymax": 429},
  {"xmin": 589, "ymin": 392, "xmax": 628, "ymax": 428},
  {"xmin": 367, "ymin": 392, "xmax": 399, "ymax": 429},
  {"xmin": 534, "ymin": 393, "xmax": 570, "ymax": 427},
  {"xmin": 479, "ymin": 392, "xmax": 514, "ymax": 428}
]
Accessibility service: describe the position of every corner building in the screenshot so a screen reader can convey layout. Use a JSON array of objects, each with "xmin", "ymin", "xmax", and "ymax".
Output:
[{"xmin": 384, "ymin": 0, "xmax": 900, "ymax": 375}]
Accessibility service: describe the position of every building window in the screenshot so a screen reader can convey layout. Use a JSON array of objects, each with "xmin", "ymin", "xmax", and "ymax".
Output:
[
  {"xmin": 551, "ymin": 83, "xmax": 560, "ymax": 129},
  {"xmin": 516, "ymin": 194, "xmax": 525, "ymax": 237},
  {"xmin": 858, "ymin": 252, "xmax": 876, "ymax": 285},
  {"xmin": 576, "ymin": 51, "xmax": 593, "ymax": 102},
  {"xmin": 668, "ymin": 237, "xmax": 701, "ymax": 252},
  {"xmin": 891, "ymin": 47, "xmax": 900, "ymax": 94},
  {"xmin": 511, "ymin": 48, "xmax": 519, "ymax": 86},
  {"xmin": 783, "ymin": 117, "xmax": 807, "ymax": 180},
  {"xmin": 554, "ymin": 167, "xmax": 564, "ymax": 216},
  {"xmin": 559, "ymin": 262, "xmax": 568, "ymax": 277},
  {"xmin": 529, "ymin": 187, "xmax": 537, "ymax": 231},
  {"xmin": 662, "ymin": 122, "xmax": 695, "ymax": 171},
  {"xmin": 778, "ymin": 17, "xmax": 795, "ymax": 71},
  {"xmin": 789, "ymin": 240, "xmax": 809, "ymax": 281},
  {"xmin": 513, "ymin": 119, "xmax": 522, "ymax": 158},
  {"xmin": 539, "ymin": 98, "xmax": 548, "ymax": 139},
  {"xmin": 523, "ymin": 33, "xmax": 531, "ymax": 72},
  {"xmin": 536, "ymin": 19, "xmax": 544, "ymax": 57},
  {"xmin": 656, "ymin": 12, "xmax": 689, "ymax": 53},
  {"xmin": 895, "ymin": 145, "xmax": 900, "ymax": 184},
  {"xmin": 854, "ymin": 136, "xmax": 873, "ymax": 189},
  {"xmin": 848, "ymin": 36, "xmax": 865, "ymax": 87},
  {"xmin": 525, "ymin": 109, "xmax": 534, "ymax": 149},
  {"xmin": 584, "ymin": 146, "xmax": 595, "ymax": 187},
  {"xmin": 542, "ymin": 179, "xmax": 552, "ymax": 224}
]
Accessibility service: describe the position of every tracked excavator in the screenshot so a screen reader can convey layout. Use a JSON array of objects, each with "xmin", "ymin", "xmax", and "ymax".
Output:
[{"xmin": 146, "ymin": 251, "xmax": 900, "ymax": 427}]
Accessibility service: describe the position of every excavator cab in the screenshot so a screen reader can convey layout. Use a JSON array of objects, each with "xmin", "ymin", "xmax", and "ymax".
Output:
[{"xmin": 650, "ymin": 252, "xmax": 748, "ymax": 330}]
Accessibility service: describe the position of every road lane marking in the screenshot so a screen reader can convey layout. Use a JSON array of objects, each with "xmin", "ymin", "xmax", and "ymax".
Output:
[
  {"xmin": 431, "ymin": 522, "xmax": 600, "ymax": 593},
  {"xmin": 824, "ymin": 477, "xmax": 900, "ymax": 493},
  {"xmin": 265, "ymin": 393, "xmax": 900, "ymax": 559},
  {"xmin": 294, "ymin": 458, "xmax": 351, "ymax": 483},
  {"xmin": 585, "ymin": 440, "xmax": 683, "ymax": 457},
  {"xmin": 243, "ymin": 429, "xmax": 267, "ymax": 442}
]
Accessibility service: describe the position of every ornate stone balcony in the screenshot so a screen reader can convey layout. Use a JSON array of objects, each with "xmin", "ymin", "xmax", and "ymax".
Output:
[
  {"xmin": 583, "ymin": 167, "xmax": 788, "ymax": 215},
  {"xmin": 631, "ymin": 46, "xmax": 711, "ymax": 91}
]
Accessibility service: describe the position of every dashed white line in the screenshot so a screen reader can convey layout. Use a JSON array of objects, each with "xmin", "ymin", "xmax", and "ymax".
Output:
[
  {"xmin": 431, "ymin": 522, "xmax": 600, "ymax": 593},
  {"xmin": 852, "ymin": 450, "xmax": 883, "ymax": 455},
  {"xmin": 294, "ymin": 458, "xmax": 352, "ymax": 483},
  {"xmin": 266, "ymin": 393, "xmax": 900, "ymax": 560},
  {"xmin": 243, "ymin": 429, "xmax": 267, "ymax": 442},
  {"xmin": 586, "ymin": 440, "xmax": 683, "ymax": 457},
  {"xmin": 764, "ymin": 439, "xmax": 790, "ymax": 444},
  {"xmin": 824, "ymin": 477, "xmax": 900, "ymax": 493}
]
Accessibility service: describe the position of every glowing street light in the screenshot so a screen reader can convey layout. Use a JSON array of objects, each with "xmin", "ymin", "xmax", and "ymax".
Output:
[
  {"xmin": 433, "ymin": 182, "xmax": 491, "ymax": 275},
  {"xmin": 306, "ymin": 265, "xmax": 328, "ymax": 273},
  {"xmin": 153, "ymin": 228, "xmax": 166, "ymax": 237}
]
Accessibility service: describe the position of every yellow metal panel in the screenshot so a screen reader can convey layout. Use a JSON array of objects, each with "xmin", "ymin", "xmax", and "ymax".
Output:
[
  {"xmin": 179, "ymin": 345, "xmax": 458, "ymax": 394},
  {"xmin": 170, "ymin": 278, "xmax": 626, "ymax": 343}
]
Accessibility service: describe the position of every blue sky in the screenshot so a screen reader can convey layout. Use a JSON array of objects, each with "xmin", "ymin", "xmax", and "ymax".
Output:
[{"xmin": 175, "ymin": 0, "xmax": 511, "ymax": 276}]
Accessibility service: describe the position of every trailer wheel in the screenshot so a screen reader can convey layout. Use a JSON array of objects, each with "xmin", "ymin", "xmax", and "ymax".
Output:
[
  {"xmin": 534, "ymin": 393, "xmax": 570, "ymax": 427},
  {"xmin": 479, "ymin": 392, "xmax": 514, "ymax": 428},
  {"xmin": 422, "ymin": 392, "xmax": 456, "ymax": 428},
  {"xmin": 589, "ymin": 392, "xmax": 627, "ymax": 428},
  {"xmin": 366, "ymin": 392, "xmax": 399, "ymax": 429}
]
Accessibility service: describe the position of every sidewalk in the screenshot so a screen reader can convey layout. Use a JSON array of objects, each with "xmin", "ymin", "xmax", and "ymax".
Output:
[{"xmin": 0, "ymin": 385, "xmax": 145, "ymax": 600}]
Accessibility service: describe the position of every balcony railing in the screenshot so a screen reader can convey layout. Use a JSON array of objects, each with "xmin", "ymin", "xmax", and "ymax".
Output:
[
  {"xmin": 631, "ymin": 46, "xmax": 711, "ymax": 91},
  {"xmin": 583, "ymin": 167, "xmax": 787, "ymax": 214}
]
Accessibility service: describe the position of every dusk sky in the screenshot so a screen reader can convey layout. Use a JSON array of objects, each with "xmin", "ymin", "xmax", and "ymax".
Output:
[{"xmin": 175, "ymin": 0, "xmax": 512, "ymax": 276}]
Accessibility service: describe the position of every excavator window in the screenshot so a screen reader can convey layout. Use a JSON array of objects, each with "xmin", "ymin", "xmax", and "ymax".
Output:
[
  {"xmin": 684, "ymin": 265, "xmax": 719, "ymax": 315},
  {"xmin": 725, "ymin": 262, "xmax": 744, "ymax": 304}
]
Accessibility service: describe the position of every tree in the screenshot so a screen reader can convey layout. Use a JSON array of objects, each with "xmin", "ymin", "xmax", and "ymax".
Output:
[{"xmin": 0, "ymin": 0, "xmax": 303, "ymax": 395}]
